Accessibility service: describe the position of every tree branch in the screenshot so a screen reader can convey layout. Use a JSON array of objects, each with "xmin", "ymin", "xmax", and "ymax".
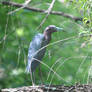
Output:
[
  {"xmin": 37, "ymin": 0, "xmax": 56, "ymax": 29},
  {"xmin": 8, "ymin": 0, "xmax": 32, "ymax": 15},
  {"xmin": 1, "ymin": 1, "xmax": 82, "ymax": 21}
]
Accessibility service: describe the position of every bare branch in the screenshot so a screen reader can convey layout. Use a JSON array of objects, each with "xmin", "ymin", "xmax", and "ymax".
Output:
[
  {"xmin": 37, "ymin": 0, "xmax": 56, "ymax": 29},
  {"xmin": 1, "ymin": 1, "xmax": 82, "ymax": 21},
  {"xmin": 8, "ymin": 0, "xmax": 32, "ymax": 15}
]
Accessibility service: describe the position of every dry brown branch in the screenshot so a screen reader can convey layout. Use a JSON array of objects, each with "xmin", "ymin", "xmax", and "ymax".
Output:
[{"xmin": 1, "ymin": 1, "xmax": 82, "ymax": 21}]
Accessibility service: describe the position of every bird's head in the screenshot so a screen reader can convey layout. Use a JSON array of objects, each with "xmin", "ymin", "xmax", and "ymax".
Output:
[
  {"xmin": 44, "ymin": 25, "xmax": 63, "ymax": 34},
  {"xmin": 44, "ymin": 25, "xmax": 63, "ymax": 41}
]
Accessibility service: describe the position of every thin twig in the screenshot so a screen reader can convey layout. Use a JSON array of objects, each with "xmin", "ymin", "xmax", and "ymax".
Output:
[
  {"xmin": 37, "ymin": 0, "xmax": 56, "ymax": 29},
  {"xmin": 8, "ymin": 0, "xmax": 32, "ymax": 15}
]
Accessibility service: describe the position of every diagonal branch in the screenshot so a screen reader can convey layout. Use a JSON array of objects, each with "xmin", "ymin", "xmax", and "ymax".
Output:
[
  {"xmin": 1, "ymin": 1, "xmax": 82, "ymax": 21},
  {"xmin": 8, "ymin": 0, "xmax": 32, "ymax": 15},
  {"xmin": 37, "ymin": 0, "xmax": 56, "ymax": 29}
]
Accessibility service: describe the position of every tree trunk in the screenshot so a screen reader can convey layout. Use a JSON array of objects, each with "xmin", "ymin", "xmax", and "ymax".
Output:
[{"xmin": 1, "ymin": 84, "xmax": 92, "ymax": 92}]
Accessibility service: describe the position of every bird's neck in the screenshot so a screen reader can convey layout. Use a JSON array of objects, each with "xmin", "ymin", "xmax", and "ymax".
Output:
[{"xmin": 44, "ymin": 31, "xmax": 51, "ymax": 43}]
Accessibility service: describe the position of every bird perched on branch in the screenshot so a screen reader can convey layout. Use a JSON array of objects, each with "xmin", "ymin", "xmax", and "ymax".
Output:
[{"xmin": 26, "ymin": 25, "xmax": 63, "ymax": 85}]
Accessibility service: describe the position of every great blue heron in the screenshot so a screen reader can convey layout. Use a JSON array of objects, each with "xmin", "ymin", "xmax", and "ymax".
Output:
[{"xmin": 26, "ymin": 25, "xmax": 63, "ymax": 85}]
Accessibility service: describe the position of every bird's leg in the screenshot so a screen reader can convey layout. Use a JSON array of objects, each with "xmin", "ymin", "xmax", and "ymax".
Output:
[
  {"xmin": 30, "ymin": 70, "xmax": 35, "ymax": 86},
  {"xmin": 39, "ymin": 65, "xmax": 43, "ymax": 85},
  {"xmin": 33, "ymin": 72, "xmax": 36, "ymax": 85}
]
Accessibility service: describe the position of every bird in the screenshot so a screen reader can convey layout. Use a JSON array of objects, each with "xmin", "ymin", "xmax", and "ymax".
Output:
[{"xmin": 26, "ymin": 25, "xmax": 63, "ymax": 85}]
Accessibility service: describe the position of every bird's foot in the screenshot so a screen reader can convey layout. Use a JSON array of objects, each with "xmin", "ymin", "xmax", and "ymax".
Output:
[{"xmin": 32, "ymin": 83, "xmax": 36, "ymax": 87}]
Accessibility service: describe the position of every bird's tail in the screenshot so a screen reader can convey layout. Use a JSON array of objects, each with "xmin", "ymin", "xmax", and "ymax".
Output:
[
  {"xmin": 25, "ymin": 65, "xmax": 30, "ymax": 73},
  {"xmin": 25, "ymin": 61, "xmax": 31, "ymax": 73}
]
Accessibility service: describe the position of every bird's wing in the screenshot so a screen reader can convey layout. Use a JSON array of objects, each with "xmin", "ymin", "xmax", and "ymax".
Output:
[{"xmin": 26, "ymin": 33, "xmax": 44, "ymax": 73}]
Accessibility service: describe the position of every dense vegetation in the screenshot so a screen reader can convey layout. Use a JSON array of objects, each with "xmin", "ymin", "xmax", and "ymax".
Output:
[{"xmin": 0, "ymin": 0, "xmax": 92, "ymax": 89}]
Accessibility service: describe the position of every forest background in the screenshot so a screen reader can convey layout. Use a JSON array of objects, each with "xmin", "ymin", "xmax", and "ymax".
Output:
[{"xmin": 0, "ymin": 0, "xmax": 92, "ymax": 89}]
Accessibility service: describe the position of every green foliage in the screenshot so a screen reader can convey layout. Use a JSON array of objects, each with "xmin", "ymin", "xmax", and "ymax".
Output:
[
  {"xmin": 0, "ymin": 0, "xmax": 92, "ymax": 89},
  {"xmin": 66, "ymin": 0, "xmax": 92, "ymax": 29}
]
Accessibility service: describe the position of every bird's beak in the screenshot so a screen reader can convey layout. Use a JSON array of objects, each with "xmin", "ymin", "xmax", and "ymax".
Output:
[{"xmin": 56, "ymin": 27, "xmax": 64, "ymax": 32}]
